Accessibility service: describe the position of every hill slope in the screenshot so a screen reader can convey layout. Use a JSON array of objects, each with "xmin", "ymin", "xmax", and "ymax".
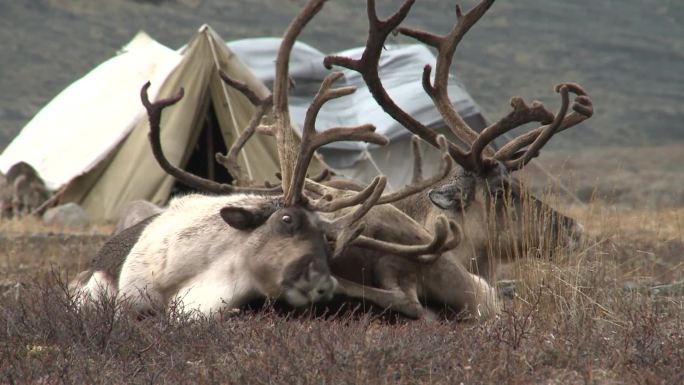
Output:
[{"xmin": 1, "ymin": 0, "xmax": 683, "ymax": 150}]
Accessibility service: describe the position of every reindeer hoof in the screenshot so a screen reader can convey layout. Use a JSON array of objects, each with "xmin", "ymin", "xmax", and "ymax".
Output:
[
  {"xmin": 396, "ymin": 301, "xmax": 426, "ymax": 319},
  {"xmin": 220, "ymin": 308, "xmax": 242, "ymax": 320},
  {"xmin": 419, "ymin": 308, "xmax": 439, "ymax": 323}
]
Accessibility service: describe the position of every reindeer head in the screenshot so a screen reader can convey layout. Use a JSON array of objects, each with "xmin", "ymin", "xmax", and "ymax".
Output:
[
  {"xmin": 216, "ymin": 201, "xmax": 334, "ymax": 306},
  {"xmin": 427, "ymin": 164, "xmax": 583, "ymax": 260},
  {"xmin": 324, "ymin": 0, "xmax": 593, "ymax": 260}
]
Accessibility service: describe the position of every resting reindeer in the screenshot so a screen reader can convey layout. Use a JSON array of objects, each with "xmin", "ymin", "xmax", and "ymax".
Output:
[
  {"xmin": 323, "ymin": 0, "xmax": 593, "ymax": 283},
  {"xmin": 73, "ymin": 0, "xmax": 502, "ymax": 320}
]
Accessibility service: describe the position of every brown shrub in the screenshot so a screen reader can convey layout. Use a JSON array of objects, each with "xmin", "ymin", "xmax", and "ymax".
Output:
[
  {"xmin": 1, "ymin": 189, "xmax": 682, "ymax": 384},
  {"xmin": 1, "ymin": 264, "xmax": 682, "ymax": 384}
]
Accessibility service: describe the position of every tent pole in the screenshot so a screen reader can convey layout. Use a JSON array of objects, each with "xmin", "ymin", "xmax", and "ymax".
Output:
[{"xmin": 206, "ymin": 112, "xmax": 215, "ymax": 181}]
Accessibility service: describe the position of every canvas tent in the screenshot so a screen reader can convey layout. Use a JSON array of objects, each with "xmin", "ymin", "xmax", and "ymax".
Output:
[
  {"xmin": 0, "ymin": 26, "xmax": 316, "ymax": 221},
  {"xmin": 227, "ymin": 38, "xmax": 488, "ymax": 191},
  {"xmin": 0, "ymin": 27, "xmax": 487, "ymax": 221}
]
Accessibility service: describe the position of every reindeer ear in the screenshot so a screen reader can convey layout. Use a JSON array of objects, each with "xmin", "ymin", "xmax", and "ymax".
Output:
[
  {"xmin": 220, "ymin": 206, "xmax": 272, "ymax": 230},
  {"xmin": 428, "ymin": 188, "xmax": 459, "ymax": 210},
  {"xmin": 429, "ymin": 185, "xmax": 470, "ymax": 211}
]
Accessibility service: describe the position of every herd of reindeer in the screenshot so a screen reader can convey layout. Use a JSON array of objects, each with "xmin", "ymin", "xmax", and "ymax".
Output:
[{"xmin": 66, "ymin": 0, "xmax": 594, "ymax": 320}]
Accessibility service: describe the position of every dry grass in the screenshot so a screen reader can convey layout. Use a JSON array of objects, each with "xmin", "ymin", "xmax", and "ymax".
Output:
[
  {"xmin": 567, "ymin": 205, "xmax": 684, "ymax": 243},
  {"xmin": 1, "ymin": 187, "xmax": 683, "ymax": 384},
  {"xmin": 0, "ymin": 217, "xmax": 113, "ymax": 236},
  {"xmin": 525, "ymin": 144, "xmax": 684, "ymax": 209},
  {"xmin": 1, "ymin": 267, "xmax": 683, "ymax": 384}
]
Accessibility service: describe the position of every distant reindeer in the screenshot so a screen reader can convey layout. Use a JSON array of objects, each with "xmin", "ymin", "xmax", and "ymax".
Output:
[
  {"xmin": 0, "ymin": 161, "xmax": 50, "ymax": 218},
  {"xmin": 323, "ymin": 0, "xmax": 593, "ymax": 282}
]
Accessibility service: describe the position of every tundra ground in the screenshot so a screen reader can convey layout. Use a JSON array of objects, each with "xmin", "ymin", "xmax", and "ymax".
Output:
[{"xmin": 1, "ymin": 146, "xmax": 683, "ymax": 384}]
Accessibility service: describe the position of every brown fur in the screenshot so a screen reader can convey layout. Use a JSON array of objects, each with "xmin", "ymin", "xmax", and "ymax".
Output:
[
  {"xmin": 0, "ymin": 162, "xmax": 50, "ymax": 218},
  {"xmin": 395, "ymin": 167, "xmax": 582, "ymax": 282},
  {"xmin": 329, "ymin": 199, "xmax": 498, "ymax": 319}
]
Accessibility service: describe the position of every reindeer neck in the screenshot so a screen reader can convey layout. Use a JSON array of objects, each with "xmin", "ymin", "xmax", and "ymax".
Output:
[{"xmin": 392, "ymin": 191, "xmax": 435, "ymax": 225}]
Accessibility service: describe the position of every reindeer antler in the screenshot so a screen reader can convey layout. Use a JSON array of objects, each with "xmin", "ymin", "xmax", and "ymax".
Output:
[
  {"xmin": 140, "ymin": 82, "xmax": 280, "ymax": 194},
  {"xmin": 351, "ymin": 215, "xmax": 462, "ymax": 263},
  {"xmin": 215, "ymin": 70, "xmax": 274, "ymax": 187},
  {"xmin": 315, "ymin": 179, "xmax": 461, "ymax": 263},
  {"xmin": 399, "ymin": 0, "xmax": 495, "ymax": 154},
  {"xmin": 494, "ymin": 82, "xmax": 594, "ymax": 168},
  {"xmin": 272, "ymin": 0, "xmax": 326, "ymax": 198},
  {"xmin": 411, "ymin": 135, "xmax": 424, "ymax": 184},
  {"xmin": 285, "ymin": 72, "xmax": 389, "ymax": 207},
  {"xmin": 326, "ymin": 0, "xmax": 593, "ymax": 175}
]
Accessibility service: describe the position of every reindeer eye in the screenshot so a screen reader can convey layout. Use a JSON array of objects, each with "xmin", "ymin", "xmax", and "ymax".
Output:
[{"xmin": 282, "ymin": 215, "xmax": 293, "ymax": 224}]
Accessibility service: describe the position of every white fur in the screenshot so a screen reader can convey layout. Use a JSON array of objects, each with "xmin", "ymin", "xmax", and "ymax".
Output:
[
  {"xmin": 71, "ymin": 271, "xmax": 116, "ymax": 307},
  {"xmin": 70, "ymin": 193, "xmax": 337, "ymax": 317},
  {"xmin": 117, "ymin": 194, "xmax": 269, "ymax": 315}
]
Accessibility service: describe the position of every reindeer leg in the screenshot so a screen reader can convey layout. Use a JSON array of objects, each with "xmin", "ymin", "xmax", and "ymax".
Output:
[
  {"xmin": 334, "ymin": 277, "xmax": 426, "ymax": 319},
  {"xmin": 397, "ymin": 278, "xmax": 437, "ymax": 322},
  {"xmin": 424, "ymin": 255, "xmax": 499, "ymax": 320},
  {"xmin": 375, "ymin": 260, "xmax": 436, "ymax": 322}
]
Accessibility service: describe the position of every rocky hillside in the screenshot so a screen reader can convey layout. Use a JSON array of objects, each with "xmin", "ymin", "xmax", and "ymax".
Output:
[{"xmin": 1, "ymin": 0, "xmax": 683, "ymax": 150}]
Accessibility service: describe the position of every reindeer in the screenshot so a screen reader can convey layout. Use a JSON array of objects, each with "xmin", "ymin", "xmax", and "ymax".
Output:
[
  {"xmin": 0, "ymin": 161, "xmax": 50, "ymax": 218},
  {"xmin": 322, "ymin": 0, "xmax": 594, "ymax": 283}
]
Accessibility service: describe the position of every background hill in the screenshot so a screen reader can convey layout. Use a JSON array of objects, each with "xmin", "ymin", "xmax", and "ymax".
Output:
[{"xmin": 1, "ymin": 0, "xmax": 683, "ymax": 150}]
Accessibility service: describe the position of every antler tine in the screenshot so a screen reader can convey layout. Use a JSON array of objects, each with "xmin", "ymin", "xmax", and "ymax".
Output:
[
  {"xmin": 308, "ymin": 168, "xmax": 332, "ymax": 183},
  {"xmin": 284, "ymin": 71, "xmax": 389, "ymax": 207},
  {"xmin": 468, "ymin": 97, "xmax": 555, "ymax": 173},
  {"xmin": 411, "ymin": 135, "xmax": 424, "ymax": 183},
  {"xmin": 215, "ymin": 70, "xmax": 275, "ymax": 187},
  {"xmin": 349, "ymin": 215, "xmax": 460, "ymax": 263},
  {"xmin": 441, "ymin": 219, "xmax": 463, "ymax": 251},
  {"xmin": 332, "ymin": 222, "xmax": 367, "ymax": 259},
  {"xmin": 218, "ymin": 69, "xmax": 267, "ymax": 107},
  {"xmin": 494, "ymin": 83, "xmax": 594, "ymax": 167},
  {"xmin": 311, "ymin": 176, "xmax": 462, "ymax": 265},
  {"xmin": 321, "ymin": 178, "xmax": 460, "ymax": 265},
  {"xmin": 306, "ymin": 175, "xmax": 384, "ymax": 213},
  {"xmin": 399, "ymin": 0, "xmax": 495, "ymax": 152},
  {"xmin": 325, "ymin": 0, "xmax": 471, "ymax": 167},
  {"xmin": 140, "ymin": 82, "xmax": 280, "ymax": 195},
  {"xmin": 376, "ymin": 135, "xmax": 453, "ymax": 204},
  {"xmin": 214, "ymin": 101, "xmax": 272, "ymax": 186},
  {"xmin": 319, "ymin": 176, "xmax": 387, "ymax": 258},
  {"xmin": 336, "ymin": 176, "xmax": 386, "ymax": 225},
  {"xmin": 504, "ymin": 86, "xmax": 570, "ymax": 169},
  {"xmin": 273, "ymin": 0, "xmax": 327, "ymax": 198},
  {"xmin": 324, "ymin": 0, "xmax": 491, "ymax": 173},
  {"xmin": 305, "ymin": 135, "xmax": 451, "ymax": 208}
]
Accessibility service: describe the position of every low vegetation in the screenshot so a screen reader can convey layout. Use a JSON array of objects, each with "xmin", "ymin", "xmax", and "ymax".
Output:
[
  {"xmin": 1, "ymin": 199, "xmax": 682, "ymax": 384},
  {"xmin": 1, "ymin": 0, "xmax": 682, "ymax": 382}
]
